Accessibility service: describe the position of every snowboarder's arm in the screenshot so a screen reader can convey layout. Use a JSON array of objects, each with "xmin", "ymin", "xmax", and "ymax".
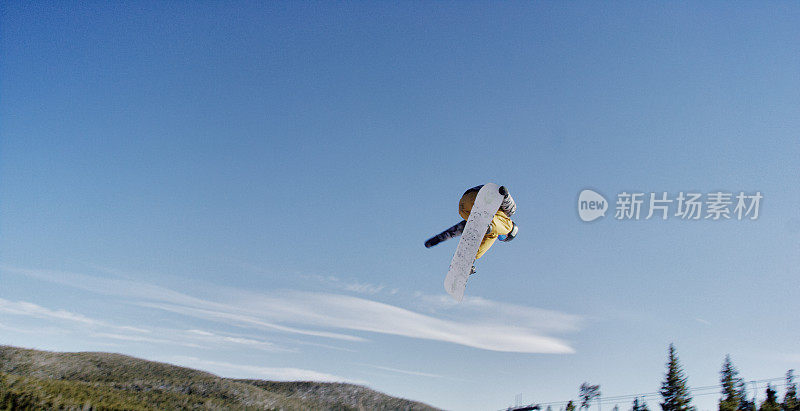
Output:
[{"xmin": 425, "ymin": 220, "xmax": 467, "ymax": 248}]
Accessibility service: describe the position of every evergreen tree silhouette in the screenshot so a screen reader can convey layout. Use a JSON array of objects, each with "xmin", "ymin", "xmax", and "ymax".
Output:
[
  {"xmin": 759, "ymin": 384, "xmax": 780, "ymax": 411},
  {"xmin": 719, "ymin": 355, "xmax": 750, "ymax": 411},
  {"xmin": 784, "ymin": 370, "xmax": 798, "ymax": 411},
  {"xmin": 633, "ymin": 397, "xmax": 650, "ymax": 411},
  {"xmin": 660, "ymin": 344, "xmax": 695, "ymax": 411}
]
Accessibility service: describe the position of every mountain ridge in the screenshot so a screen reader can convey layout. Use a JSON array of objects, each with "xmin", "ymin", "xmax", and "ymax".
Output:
[{"xmin": 0, "ymin": 345, "xmax": 440, "ymax": 410}]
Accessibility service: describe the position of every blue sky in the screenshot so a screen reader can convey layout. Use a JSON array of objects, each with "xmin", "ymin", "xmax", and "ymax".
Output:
[{"xmin": 1, "ymin": 2, "xmax": 799, "ymax": 410}]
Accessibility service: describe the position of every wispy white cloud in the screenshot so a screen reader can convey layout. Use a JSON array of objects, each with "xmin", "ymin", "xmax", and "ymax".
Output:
[
  {"xmin": 89, "ymin": 328, "xmax": 290, "ymax": 352},
  {"xmin": 89, "ymin": 332, "xmax": 204, "ymax": 348},
  {"xmin": 166, "ymin": 356, "xmax": 363, "ymax": 383},
  {"xmin": 0, "ymin": 298, "xmax": 102, "ymax": 326},
  {"xmin": 343, "ymin": 282, "xmax": 385, "ymax": 294},
  {"xmin": 309, "ymin": 275, "xmax": 389, "ymax": 295},
  {"xmin": 414, "ymin": 293, "xmax": 582, "ymax": 334},
  {"xmin": 2, "ymin": 266, "xmax": 365, "ymax": 343},
  {"xmin": 180, "ymin": 329, "xmax": 289, "ymax": 352},
  {"xmin": 364, "ymin": 364, "xmax": 444, "ymax": 379},
  {"xmin": 0, "ymin": 296, "xmax": 289, "ymax": 352},
  {"xmin": 0, "ymin": 321, "xmax": 41, "ymax": 334},
  {"xmin": 283, "ymin": 338, "xmax": 358, "ymax": 353},
  {"xmin": 136, "ymin": 301, "xmax": 365, "ymax": 342},
  {"xmin": 1, "ymin": 266, "xmax": 211, "ymax": 308},
  {"xmin": 87, "ymin": 329, "xmax": 286, "ymax": 352},
  {"xmin": 0, "ymin": 298, "xmax": 154, "ymax": 335},
  {"xmin": 231, "ymin": 291, "xmax": 575, "ymax": 353},
  {"xmin": 4, "ymin": 266, "xmax": 580, "ymax": 354},
  {"xmin": 116, "ymin": 326, "xmax": 152, "ymax": 333},
  {"xmin": 0, "ymin": 298, "xmax": 171, "ymax": 345}
]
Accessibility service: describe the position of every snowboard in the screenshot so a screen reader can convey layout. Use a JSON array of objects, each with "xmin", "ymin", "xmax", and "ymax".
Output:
[{"xmin": 443, "ymin": 183, "xmax": 505, "ymax": 301}]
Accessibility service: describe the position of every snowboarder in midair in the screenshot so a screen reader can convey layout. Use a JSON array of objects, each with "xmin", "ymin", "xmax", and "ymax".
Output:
[{"xmin": 425, "ymin": 185, "xmax": 518, "ymax": 273}]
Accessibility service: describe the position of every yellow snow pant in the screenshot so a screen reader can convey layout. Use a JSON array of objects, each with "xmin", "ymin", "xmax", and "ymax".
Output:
[{"xmin": 459, "ymin": 190, "xmax": 514, "ymax": 259}]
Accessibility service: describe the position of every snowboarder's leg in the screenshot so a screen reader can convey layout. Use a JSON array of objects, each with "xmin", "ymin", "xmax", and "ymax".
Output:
[
  {"xmin": 458, "ymin": 190, "xmax": 479, "ymax": 220},
  {"xmin": 459, "ymin": 191, "xmax": 515, "ymax": 259},
  {"xmin": 475, "ymin": 236, "xmax": 498, "ymax": 259},
  {"xmin": 425, "ymin": 220, "xmax": 467, "ymax": 248},
  {"xmin": 475, "ymin": 212, "xmax": 513, "ymax": 258}
]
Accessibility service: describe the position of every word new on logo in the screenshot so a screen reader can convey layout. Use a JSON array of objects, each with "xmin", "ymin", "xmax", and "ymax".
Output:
[{"xmin": 578, "ymin": 189, "xmax": 608, "ymax": 222}]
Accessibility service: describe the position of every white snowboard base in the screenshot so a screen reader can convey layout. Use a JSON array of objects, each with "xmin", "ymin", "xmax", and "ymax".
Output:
[{"xmin": 443, "ymin": 183, "xmax": 504, "ymax": 301}]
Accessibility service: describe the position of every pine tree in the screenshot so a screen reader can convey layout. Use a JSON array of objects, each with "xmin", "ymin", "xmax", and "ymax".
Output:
[
  {"xmin": 633, "ymin": 397, "xmax": 650, "ymax": 411},
  {"xmin": 660, "ymin": 344, "xmax": 695, "ymax": 411},
  {"xmin": 719, "ymin": 355, "xmax": 747, "ymax": 411},
  {"xmin": 580, "ymin": 383, "xmax": 601, "ymax": 410},
  {"xmin": 567, "ymin": 400, "xmax": 577, "ymax": 411},
  {"xmin": 759, "ymin": 384, "xmax": 781, "ymax": 411},
  {"xmin": 784, "ymin": 370, "xmax": 799, "ymax": 411}
]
